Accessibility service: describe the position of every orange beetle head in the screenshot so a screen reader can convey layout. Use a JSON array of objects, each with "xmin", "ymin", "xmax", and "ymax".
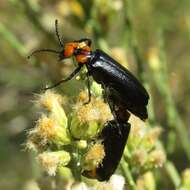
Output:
[
  {"xmin": 28, "ymin": 20, "xmax": 92, "ymax": 65},
  {"xmin": 59, "ymin": 38, "xmax": 92, "ymax": 63}
]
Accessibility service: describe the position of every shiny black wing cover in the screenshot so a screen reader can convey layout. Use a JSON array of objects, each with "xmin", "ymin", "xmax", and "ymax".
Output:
[{"xmin": 88, "ymin": 49, "xmax": 149, "ymax": 120}]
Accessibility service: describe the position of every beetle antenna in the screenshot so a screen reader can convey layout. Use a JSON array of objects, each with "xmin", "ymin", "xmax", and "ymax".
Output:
[
  {"xmin": 55, "ymin": 19, "xmax": 64, "ymax": 47},
  {"xmin": 27, "ymin": 49, "xmax": 60, "ymax": 59}
]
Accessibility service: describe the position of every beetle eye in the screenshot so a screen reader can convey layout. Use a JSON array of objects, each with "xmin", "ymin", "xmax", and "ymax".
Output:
[{"xmin": 74, "ymin": 48, "xmax": 81, "ymax": 55}]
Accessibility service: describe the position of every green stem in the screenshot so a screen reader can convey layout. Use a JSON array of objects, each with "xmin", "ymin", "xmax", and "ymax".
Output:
[
  {"xmin": 145, "ymin": 84, "xmax": 156, "ymax": 125},
  {"xmin": 164, "ymin": 161, "xmax": 181, "ymax": 188},
  {"xmin": 21, "ymin": 0, "xmax": 55, "ymax": 42},
  {"xmin": 69, "ymin": 147, "xmax": 82, "ymax": 182},
  {"xmin": 123, "ymin": 0, "xmax": 146, "ymax": 83},
  {"xmin": 186, "ymin": 15, "xmax": 190, "ymax": 41},
  {"xmin": 120, "ymin": 159, "xmax": 137, "ymax": 190},
  {"xmin": 0, "ymin": 23, "xmax": 27, "ymax": 57},
  {"xmin": 155, "ymin": 31, "xmax": 190, "ymax": 160}
]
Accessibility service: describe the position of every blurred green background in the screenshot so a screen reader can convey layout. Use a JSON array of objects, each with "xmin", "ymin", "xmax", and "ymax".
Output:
[{"xmin": 0, "ymin": 0, "xmax": 190, "ymax": 189}]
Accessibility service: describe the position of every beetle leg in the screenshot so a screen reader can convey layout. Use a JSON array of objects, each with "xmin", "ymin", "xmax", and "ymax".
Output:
[
  {"xmin": 43, "ymin": 65, "xmax": 82, "ymax": 90},
  {"xmin": 106, "ymin": 98, "xmax": 122, "ymax": 135},
  {"xmin": 84, "ymin": 72, "xmax": 91, "ymax": 104},
  {"xmin": 107, "ymin": 99, "xmax": 118, "ymax": 122},
  {"xmin": 103, "ymin": 86, "xmax": 131, "ymax": 135},
  {"xmin": 110, "ymin": 89, "xmax": 131, "ymax": 121},
  {"xmin": 103, "ymin": 86, "xmax": 118, "ymax": 122}
]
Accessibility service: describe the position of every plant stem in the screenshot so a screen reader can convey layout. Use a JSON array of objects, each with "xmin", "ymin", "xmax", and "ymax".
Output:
[
  {"xmin": 123, "ymin": 0, "xmax": 146, "ymax": 83},
  {"xmin": 21, "ymin": 0, "xmax": 55, "ymax": 42},
  {"xmin": 120, "ymin": 159, "xmax": 137, "ymax": 190},
  {"xmin": 155, "ymin": 31, "xmax": 190, "ymax": 160},
  {"xmin": 164, "ymin": 161, "xmax": 181, "ymax": 188},
  {"xmin": 0, "ymin": 23, "xmax": 27, "ymax": 57}
]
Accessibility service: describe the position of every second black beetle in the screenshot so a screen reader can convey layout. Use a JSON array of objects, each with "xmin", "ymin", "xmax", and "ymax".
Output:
[
  {"xmin": 28, "ymin": 20, "xmax": 149, "ymax": 121},
  {"xmin": 83, "ymin": 99, "xmax": 132, "ymax": 181}
]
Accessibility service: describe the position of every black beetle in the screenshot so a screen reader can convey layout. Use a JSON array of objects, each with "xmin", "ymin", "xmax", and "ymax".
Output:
[
  {"xmin": 82, "ymin": 98, "xmax": 131, "ymax": 181},
  {"xmin": 28, "ymin": 20, "xmax": 149, "ymax": 121},
  {"xmin": 83, "ymin": 120, "xmax": 131, "ymax": 181}
]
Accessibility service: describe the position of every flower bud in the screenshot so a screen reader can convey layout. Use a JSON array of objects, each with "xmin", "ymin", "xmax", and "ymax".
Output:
[
  {"xmin": 36, "ymin": 115, "xmax": 70, "ymax": 145},
  {"xmin": 83, "ymin": 142, "xmax": 105, "ymax": 171},
  {"xmin": 146, "ymin": 149, "xmax": 166, "ymax": 169},
  {"xmin": 140, "ymin": 127, "xmax": 162, "ymax": 151},
  {"xmin": 182, "ymin": 168, "xmax": 190, "ymax": 189},
  {"xmin": 76, "ymin": 140, "xmax": 88, "ymax": 149},
  {"xmin": 131, "ymin": 149, "xmax": 148, "ymax": 167},
  {"xmin": 71, "ymin": 92, "xmax": 112, "ymax": 139},
  {"xmin": 37, "ymin": 151, "xmax": 71, "ymax": 176},
  {"xmin": 26, "ymin": 132, "xmax": 47, "ymax": 152},
  {"xmin": 37, "ymin": 90, "xmax": 64, "ymax": 112}
]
